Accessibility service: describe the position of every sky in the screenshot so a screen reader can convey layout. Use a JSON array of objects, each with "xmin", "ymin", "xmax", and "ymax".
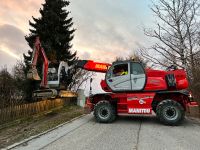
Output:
[{"xmin": 0, "ymin": 0, "xmax": 154, "ymax": 94}]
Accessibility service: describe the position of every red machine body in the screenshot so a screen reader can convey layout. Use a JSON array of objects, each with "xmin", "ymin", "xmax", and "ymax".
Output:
[
  {"xmin": 100, "ymin": 68, "xmax": 188, "ymax": 92},
  {"xmin": 145, "ymin": 69, "xmax": 188, "ymax": 91},
  {"xmin": 80, "ymin": 60, "xmax": 198, "ymax": 125}
]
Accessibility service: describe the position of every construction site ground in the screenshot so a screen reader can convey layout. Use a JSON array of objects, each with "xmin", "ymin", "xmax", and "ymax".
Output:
[{"xmin": 0, "ymin": 105, "xmax": 84, "ymax": 149}]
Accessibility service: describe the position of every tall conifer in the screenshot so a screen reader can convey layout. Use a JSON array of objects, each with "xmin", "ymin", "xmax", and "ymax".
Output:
[{"xmin": 24, "ymin": 0, "xmax": 76, "ymax": 88}]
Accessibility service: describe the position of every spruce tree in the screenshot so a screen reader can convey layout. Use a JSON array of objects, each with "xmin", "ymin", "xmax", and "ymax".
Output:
[{"xmin": 24, "ymin": 0, "xmax": 76, "ymax": 89}]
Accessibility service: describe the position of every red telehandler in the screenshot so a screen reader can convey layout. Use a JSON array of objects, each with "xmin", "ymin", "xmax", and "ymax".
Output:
[
  {"xmin": 77, "ymin": 60, "xmax": 198, "ymax": 125},
  {"xmin": 28, "ymin": 37, "xmax": 198, "ymax": 125}
]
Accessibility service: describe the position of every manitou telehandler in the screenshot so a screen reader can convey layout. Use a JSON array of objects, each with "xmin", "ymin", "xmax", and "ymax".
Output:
[
  {"xmin": 28, "ymin": 37, "xmax": 198, "ymax": 125},
  {"xmin": 77, "ymin": 60, "xmax": 198, "ymax": 125}
]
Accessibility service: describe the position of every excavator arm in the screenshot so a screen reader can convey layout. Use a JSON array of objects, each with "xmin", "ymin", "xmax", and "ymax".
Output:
[{"xmin": 27, "ymin": 37, "xmax": 49, "ymax": 88}]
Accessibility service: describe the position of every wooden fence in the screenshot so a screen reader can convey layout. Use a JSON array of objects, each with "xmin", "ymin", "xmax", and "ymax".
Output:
[{"xmin": 0, "ymin": 98, "xmax": 66, "ymax": 124}]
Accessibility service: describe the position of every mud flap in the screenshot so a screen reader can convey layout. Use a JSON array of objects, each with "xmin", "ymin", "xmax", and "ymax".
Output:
[
  {"xmin": 84, "ymin": 98, "xmax": 94, "ymax": 114},
  {"xmin": 186, "ymin": 102, "xmax": 199, "ymax": 117}
]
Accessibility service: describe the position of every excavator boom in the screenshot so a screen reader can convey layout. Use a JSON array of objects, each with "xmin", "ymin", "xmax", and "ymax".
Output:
[{"xmin": 27, "ymin": 37, "xmax": 49, "ymax": 88}]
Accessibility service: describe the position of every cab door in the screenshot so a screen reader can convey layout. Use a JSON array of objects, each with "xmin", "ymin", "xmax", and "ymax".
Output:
[
  {"xmin": 130, "ymin": 62, "xmax": 146, "ymax": 91},
  {"xmin": 106, "ymin": 62, "xmax": 131, "ymax": 92}
]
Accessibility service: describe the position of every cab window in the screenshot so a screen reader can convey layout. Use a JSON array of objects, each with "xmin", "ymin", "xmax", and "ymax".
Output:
[
  {"xmin": 131, "ymin": 63, "xmax": 144, "ymax": 75},
  {"xmin": 112, "ymin": 64, "xmax": 128, "ymax": 77}
]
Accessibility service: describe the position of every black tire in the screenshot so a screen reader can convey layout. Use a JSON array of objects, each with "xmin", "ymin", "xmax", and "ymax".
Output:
[
  {"xmin": 156, "ymin": 99, "xmax": 184, "ymax": 126},
  {"xmin": 94, "ymin": 101, "xmax": 116, "ymax": 123},
  {"xmin": 152, "ymin": 107, "xmax": 157, "ymax": 113},
  {"xmin": 152, "ymin": 101, "xmax": 158, "ymax": 113}
]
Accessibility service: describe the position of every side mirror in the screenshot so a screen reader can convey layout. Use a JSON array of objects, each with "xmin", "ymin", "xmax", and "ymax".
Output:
[
  {"xmin": 89, "ymin": 78, "xmax": 93, "ymax": 95},
  {"xmin": 90, "ymin": 78, "xmax": 93, "ymax": 83}
]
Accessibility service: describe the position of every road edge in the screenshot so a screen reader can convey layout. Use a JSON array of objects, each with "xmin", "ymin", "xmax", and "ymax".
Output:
[
  {"xmin": 5, "ymin": 114, "xmax": 87, "ymax": 150},
  {"xmin": 186, "ymin": 116, "xmax": 200, "ymax": 124}
]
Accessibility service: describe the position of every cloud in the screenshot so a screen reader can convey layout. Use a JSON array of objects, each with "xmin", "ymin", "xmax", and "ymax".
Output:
[
  {"xmin": 0, "ymin": 24, "xmax": 28, "ymax": 69},
  {"xmin": 0, "ymin": 46, "xmax": 20, "ymax": 59},
  {"xmin": 70, "ymin": 0, "xmax": 153, "ymax": 63},
  {"xmin": 0, "ymin": 0, "xmax": 44, "ymax": 33},
  {"xmin": 0, "ymin": 0, "xmax": 154, "ymax": 93},
  {"xmin": 0, "ymin": 24, "xmax": 28, "ymax": 54},
  {"xmin": 0, "ymin": 0, "xmax": 153, "ymax": 64}
]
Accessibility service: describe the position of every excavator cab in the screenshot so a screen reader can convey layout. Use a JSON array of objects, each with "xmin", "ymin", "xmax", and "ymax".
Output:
[
  {"xmin": 106, "ymin": 61, "xmax": 146, "ymax": 92},
  {"xmin": 27, "ymin": 60, "xmax": 69, "ymax": 89},
  {"xmin": 47, "ymin": 61, "xmax": 69, "ymax": 88}
]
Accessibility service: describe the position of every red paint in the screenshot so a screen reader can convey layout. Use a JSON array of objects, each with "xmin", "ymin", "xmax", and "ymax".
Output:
[
  {"xmin": 83, "ymin": 60, "xmax": 111, "ymax": 73},
  {"xmin": 100, "ymin": 80, "xmax": 111, "ymax": 92},
  {"xmin": 32, "ymin": 37, "xmax": 49, "ymax": 88}
]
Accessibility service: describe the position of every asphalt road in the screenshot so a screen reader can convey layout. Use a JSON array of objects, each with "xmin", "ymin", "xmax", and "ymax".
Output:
[{"xmin": 11, "ymin": 114, "xmax": 200, "ymax": 150}]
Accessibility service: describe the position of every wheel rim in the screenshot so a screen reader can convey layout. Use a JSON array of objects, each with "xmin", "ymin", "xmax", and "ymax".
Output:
[
  {"xmin": 99, "ymin": 107, "xmax": 110, "ymax": 120},
  {"xmin": 163, "ymin": 106, "xmax": 178, "ymax": 121}
]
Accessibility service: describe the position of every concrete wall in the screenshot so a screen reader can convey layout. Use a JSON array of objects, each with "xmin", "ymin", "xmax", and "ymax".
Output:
[{"xmin": 77, "ymin": 89, "xmax": 86, "ymax": 107}]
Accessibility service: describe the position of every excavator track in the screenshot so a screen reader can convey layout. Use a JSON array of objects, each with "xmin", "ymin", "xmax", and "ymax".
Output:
[{"xmin": 33, "ymin": 89, "xmax": 58, "ymax": 99}]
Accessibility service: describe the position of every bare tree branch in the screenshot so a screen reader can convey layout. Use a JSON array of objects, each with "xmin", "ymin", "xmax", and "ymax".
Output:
[{"xmin": 143, "ymin": 0, "xmax": 200, "ymax": 71}]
